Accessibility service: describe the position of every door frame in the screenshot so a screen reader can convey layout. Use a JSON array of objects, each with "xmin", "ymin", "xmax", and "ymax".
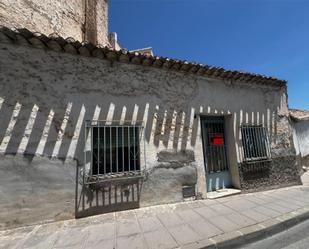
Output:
[{"xmin": 200, "ymin": 115, "xmax": 232, "ymax": 192}]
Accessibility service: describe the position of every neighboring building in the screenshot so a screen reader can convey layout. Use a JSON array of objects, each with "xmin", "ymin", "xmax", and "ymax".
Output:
[
  {"xmin": 0, "ymin": 0, "xmax": 302, "ymax": 229},
  {"xmin": 290, "ymin": 109, "xmax": 309, "ymax": 169},
  {"xmin": 0, "ymin": 0, "xmax": 110, "ymax": 47}
]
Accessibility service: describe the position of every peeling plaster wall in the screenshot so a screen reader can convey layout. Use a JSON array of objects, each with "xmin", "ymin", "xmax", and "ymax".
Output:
[
  {"xmin": 292, "ymin": 119, "xmax": 309, "ymax": 168},
  {"xmin": 0, "ymin": 42, "xmax": 300, "ymax": 229},
  {"xmin": 0, "ymin": 0, "xmax": 109, "ymax": 45}
]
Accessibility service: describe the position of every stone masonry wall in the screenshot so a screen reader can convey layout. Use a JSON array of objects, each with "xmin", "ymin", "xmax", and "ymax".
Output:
[
  {"xmin": 0, "ymin": 0, "xmax": 109, "ymax": 45},
  {"xmin": 0, "ymin": 41, "xmax": 300, "ymax": 229}
]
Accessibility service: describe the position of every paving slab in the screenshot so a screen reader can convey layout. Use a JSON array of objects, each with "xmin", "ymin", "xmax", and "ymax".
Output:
[
  {"xmin": 252, "ymin": 205, "xmax": 281, "ymax": 218},
  {"xmin": 194, "ymin": 206, "xmax": 218, "ymax": 219},
  {"xmin": 207, "ymin": 215, "xmax": 240, "ymax": 233},
  {"xmin": 225, "ymin": 212, "xmax": 257, "ymax": 228},
  {"xmin": 84, "ymin": 239, "xmax": 114, "ymax": 249},
  {"xmin": 240, "ymin": 209, "xmax": 269, "ymax": 223},
  {"xmin": 86, "ymin": 223, "xmax": 115, "ymax": 242},
  {"xmin": 208, "ymin": 203, "xmax": 235, "ymax": 216},
  {"xmin": 175, "ymin": 209, "xmax": 204, "ymax": 223},
  {"xmin": 2, "ymin": 186, "xmax": 309, "ymax": 249},
  {"xmin": 143, "ymin": 228, "xmax": 178, "ymax": 249},
  {"xmin": 156, "ymin": 212, "xmax": 184, "ymax": 228},
  {"xmin": 223, "ymin": 198, "xmax": 257, "ymax": 211},
  {"xmin": 168, "ymin": 224, "xmax": 201, "ymax": 245},
  {"xmin": 116, "ymin": 219, "xmax": 140, "ymax": 237},
  {"xmin": 138, "ymin": 216, "xmax": 163, "ymax": 232},
  {"xmin": 188, "ymin": 219, "xmax": 223, "ymax": 238},
  {"xmin": 116, "ymin": 233, "xmax": 147, "ymax": 249}
]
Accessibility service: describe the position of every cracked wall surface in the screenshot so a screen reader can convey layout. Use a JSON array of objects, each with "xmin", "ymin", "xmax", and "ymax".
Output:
[{"xmin": 0, "ymin": 42, "xmax": 300, "ymax": 229}]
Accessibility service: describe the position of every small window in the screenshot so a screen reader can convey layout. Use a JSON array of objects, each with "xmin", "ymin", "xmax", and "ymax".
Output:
[
  {"xmin": 241, "ymin": 125, "xmax": 270, "ymax": 161},
  {"xmin": 91, "ymin": 125, "xmax": 140, "ymax": 175}
]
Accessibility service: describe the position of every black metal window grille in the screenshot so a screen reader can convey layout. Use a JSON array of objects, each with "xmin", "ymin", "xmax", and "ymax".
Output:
[
  {"xmin": 241, "ymin": 125, "xmax": 270, "ymax": 162},
  {"xmin": 91, "ymin": 125, "xmax": 141, "ymax": 175}
]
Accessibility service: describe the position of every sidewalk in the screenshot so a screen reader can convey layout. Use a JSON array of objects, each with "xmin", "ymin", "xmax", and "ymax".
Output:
[{"xmin": 1, "ymin": 185, "xmax": 309, "ymax": 249}]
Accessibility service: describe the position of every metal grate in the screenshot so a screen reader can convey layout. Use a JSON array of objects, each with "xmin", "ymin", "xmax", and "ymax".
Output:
[
  {"xmin": 241, "ymin": 125, "xmax": 271, "ymax": 162},
  {"xmin": 203, "ymin": 117, "xmax": 229, "ymax": 173},
  {"xmin": 85, "ymin": 121, "xmax": 142, "ymax": 178}
]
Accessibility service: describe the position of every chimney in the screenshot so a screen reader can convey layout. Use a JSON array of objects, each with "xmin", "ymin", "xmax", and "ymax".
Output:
[
  {"xmin": 108, "ymin": 32, "xmax": 121, "ymax": 50},
  {"xmin": 84, "ymin": 0, "xmax": 109, "ymax": 46}
]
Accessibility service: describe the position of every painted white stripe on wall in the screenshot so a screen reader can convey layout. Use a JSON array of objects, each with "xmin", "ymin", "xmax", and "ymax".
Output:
[
  {"xmin": 167, "ymin": 110, "xmax": 177, "ymax": 149},
  {"xmin": 131, "ymin": 104, "xmax": 139, "ymax": 125},
  {"xmin": 187, "ymin": 107, "xmax": 195, "ymax": 148},
  {"xmin": 0, "ymin": 98, "xmax": 4, "ymax": 111},
  {"xmin": 36, "ymin": 109, "xmax": 54, "ymax": 156},
  {"xmin": 142, "ymin": 103, "xmax": 149, "ymax": 131},
  {"xmin": 0, "ymin": 102, "xmax": 22, "ymax": 153},
  {"xmin": 160, "ymin": 110, "xmax": 167, "ymax": 147},
  {"xmin": 245, "ymin": 112, "xmax": 249, "ymax": 124},
  {"xmin": 150, "ymin": 105, "xmax": 159, "ymax": 144},
  {"xmin": 17, "ymin": 104, "xmax": 39, "ymax": 154},
  {"xmin": 105, "ymin": 103, "xmax": 115, "ymax": 125},
  {"xmin": 177, "ymin": 111, "xmax": 186, "ymax": 151},
  {"xmin": 207, "ymin": 106, "xmax": 211, "ymax": 113},
  {"xmin": 66, "ymin": 105, "xmax": 86, "ymax": 159},
  {"xmin": 85, "ymin": 105, "xmax": 101, "ymax": 152},
  {"xmin": 119, "ymin": 106, "xmax": 127, "ymax": 125},
  {"xmin": 52, "ymin": 102, "xmax": 73, "ymax": 158},
  {"xmin": 239, "ymin": 110, "xmax": 244, "ymax": 161},
  {"xmin": 140, "ymin": 103, "xmax": 149, "ymax": 169},
  {"xmin": 196, "ymin": 106, "xmax": 203, "ymax": 138},
  {"xmin": 233, "ymin": 112, "xmax": 240, "ymax": 162},
  {"xmin": 267, "ymin": 108, "xmax": 271, "ymax": 132}
]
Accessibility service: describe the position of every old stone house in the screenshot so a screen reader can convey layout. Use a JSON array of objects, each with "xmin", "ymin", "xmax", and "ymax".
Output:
[{"xmin": 0, "ymin": 0, "xmax": 302, "ymax": 229}]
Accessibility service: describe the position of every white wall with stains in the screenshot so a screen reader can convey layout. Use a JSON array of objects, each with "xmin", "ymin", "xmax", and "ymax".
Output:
[{"xmin": 0, "ymin": 41, "xmax": 298, "ymax": 229}]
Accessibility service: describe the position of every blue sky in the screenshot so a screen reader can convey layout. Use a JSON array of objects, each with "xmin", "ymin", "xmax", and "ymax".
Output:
[{"xmin": 109, "ymin": 0, "xmax": 309, "ymax": 110}]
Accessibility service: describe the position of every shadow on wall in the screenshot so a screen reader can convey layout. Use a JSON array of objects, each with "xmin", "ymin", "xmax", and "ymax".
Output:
[{"xmin": 0, "ymin": 96, "xmax": 280, "ymax": 219}]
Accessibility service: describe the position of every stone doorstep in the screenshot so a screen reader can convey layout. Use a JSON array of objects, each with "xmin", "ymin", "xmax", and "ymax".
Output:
[
  {"xmin": 185, "ymin": 207, "xmax": 309, "ymax": 249},
  {"xmin": 206, "ymin": 188, "xmax": 241, "ymax": 199}
]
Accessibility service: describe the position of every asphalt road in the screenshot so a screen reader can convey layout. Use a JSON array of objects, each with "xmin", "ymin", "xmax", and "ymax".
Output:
[{"xmin": 242, "ymin": 219, "xmax": 309, "ymax": 249}]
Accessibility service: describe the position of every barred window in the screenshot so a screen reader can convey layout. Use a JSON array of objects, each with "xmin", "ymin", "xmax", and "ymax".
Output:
[
  {"xmin": 91, "ymin": 125, "xmax": 141, "ymax": 175},
  {"xmin": 241, "ymin": 125, "xmax": 270, "ymax": 161}
]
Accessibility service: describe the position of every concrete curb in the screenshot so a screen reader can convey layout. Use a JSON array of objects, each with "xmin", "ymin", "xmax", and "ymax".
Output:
[{"xmin": 183, "ymin": 207, "xmax": 309, "ymax": 249}]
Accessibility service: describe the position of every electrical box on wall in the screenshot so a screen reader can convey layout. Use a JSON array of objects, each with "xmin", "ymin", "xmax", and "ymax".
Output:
[{"xmin": 182, "ymin": 185, "xmax": 196, "ymax": 198}]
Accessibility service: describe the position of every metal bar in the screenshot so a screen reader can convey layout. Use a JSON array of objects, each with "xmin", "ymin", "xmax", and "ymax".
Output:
[
  {"xmin": 91, "ymin": 126, "xmax": 93, "ymax": 174},
  {"xmin": 104, "ymin": 126, "xmax": 106, "ymax": 174},
  {"xmin": 122, "ymin": 126, "xmax": 124, "ymax": 172},
  {"xmin": 97, "ymin": 124, "xmax": 99, "ymax": 175},
  {"xmin": 116, "ymin": 127, "xmax": 118, "ymax": 173},
  {"xmin": 110, "ymin": 127, "xmax": 112, "ymax": 174},
  {"xmin": 256, "ymin": 127, "xmax": 262, "ymax": 158},
  {"xmin": 133, "ymin": 126, "xmax": 136, "ymax": 171},
  {"xmin": 128, "ymin": 126, "xmax": 130, "ymax": 171}
]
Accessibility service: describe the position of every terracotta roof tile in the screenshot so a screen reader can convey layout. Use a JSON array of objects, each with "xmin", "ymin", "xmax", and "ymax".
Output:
[
  {"xmin": 0, "ymin": 26, "xmax": 287, "ymax": 87},
  {"xmin": 290, "ymin": 109, "xmax": 309, "ymax": 121}
]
